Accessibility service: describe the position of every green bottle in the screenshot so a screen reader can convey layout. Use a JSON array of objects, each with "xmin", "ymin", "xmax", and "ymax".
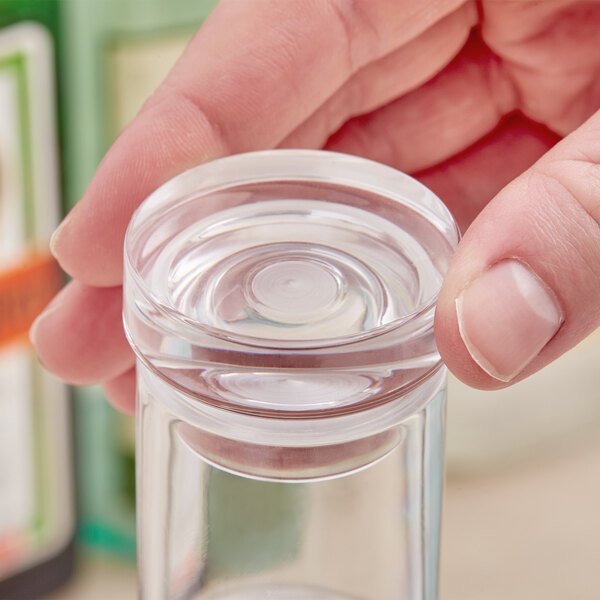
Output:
[
  {"xmin": 0, "ymin": 1, "xmax": 75, "ymax": 597},
  {"xmin": 57, "ymin": 0, "xmax": 219, "ymax": 559}
]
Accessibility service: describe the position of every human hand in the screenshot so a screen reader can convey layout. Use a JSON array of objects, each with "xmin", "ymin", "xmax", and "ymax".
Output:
[{"xmin": 30, "ymin": 0, "xmax": 600, "ymax": 413}]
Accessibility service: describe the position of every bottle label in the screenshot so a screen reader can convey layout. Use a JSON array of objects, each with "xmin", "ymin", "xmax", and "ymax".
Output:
[
  {"xmin": 107, "ymin": 31, "xmax": 192, "ymax": 137},
  {"xmin": 0, "ymin": 22, "xmax": 73, "ymax": 578},
  {"xmin": 0, "ymin": 254, "xmax": 62, "ymax": 349}
]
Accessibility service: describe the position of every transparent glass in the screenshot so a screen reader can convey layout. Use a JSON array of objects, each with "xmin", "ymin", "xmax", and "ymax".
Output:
[{"xmin": 123, "ymin": 150, "xmax": 459, "ymax": 600}]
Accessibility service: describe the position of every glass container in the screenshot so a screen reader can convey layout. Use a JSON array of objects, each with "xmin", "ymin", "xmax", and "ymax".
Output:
[{"xmin": 123, "ymin": 150, "xmax": 459, "ymax": 599}]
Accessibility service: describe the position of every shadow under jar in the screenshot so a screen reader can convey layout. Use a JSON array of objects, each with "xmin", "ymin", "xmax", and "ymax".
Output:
[{"xmin": 123, "ymin": 150, "xmax": 459, "ymax": 600}]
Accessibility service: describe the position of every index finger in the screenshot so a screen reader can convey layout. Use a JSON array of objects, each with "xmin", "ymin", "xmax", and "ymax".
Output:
[{"xmin": 51, "ymin": 0, "xmax": 467, "ymax": 286}]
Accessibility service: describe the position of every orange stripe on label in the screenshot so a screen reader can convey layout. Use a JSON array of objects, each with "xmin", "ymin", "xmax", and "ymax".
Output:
[{"xmin": 0, "ymin": 252, "xmax": 62, "ymax": 349}]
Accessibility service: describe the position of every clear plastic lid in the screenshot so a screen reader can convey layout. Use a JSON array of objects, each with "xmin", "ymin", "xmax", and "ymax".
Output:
[{"xmin": 124, "ymin": 150, "xmax": 459, "ymax": 420}]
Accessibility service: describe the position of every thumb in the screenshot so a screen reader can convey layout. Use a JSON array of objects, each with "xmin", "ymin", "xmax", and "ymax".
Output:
[{"xmin": 435, "ymin": 109, "xmax": 600, "ymax": 389}]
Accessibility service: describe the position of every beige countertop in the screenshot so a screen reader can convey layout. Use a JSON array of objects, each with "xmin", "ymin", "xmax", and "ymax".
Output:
[{"xmin": 441, "ymin": 435, "xmax": 600, "ymax": 599}]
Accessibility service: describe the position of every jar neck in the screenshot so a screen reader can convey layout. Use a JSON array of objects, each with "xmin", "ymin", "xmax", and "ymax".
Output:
[
  {"xmin": 137, "ymin": 363, "xmax": 447, "ymax": 481},
  {"xmin": 137, "ymin": 361, "xmax": 446, "ymax": 445}
]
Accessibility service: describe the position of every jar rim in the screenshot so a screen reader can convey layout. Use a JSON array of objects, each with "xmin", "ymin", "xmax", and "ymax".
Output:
[{"xmin": 125, "ymin": 150, "xmax": 459, "ymax": 348}]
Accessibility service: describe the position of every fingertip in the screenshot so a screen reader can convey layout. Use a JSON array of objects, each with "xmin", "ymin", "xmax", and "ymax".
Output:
[
  {"xmin": 435, "ymin": 259, "xmax": 511, "ymax": 391},
  {"xmin": 30, "ymin": 282, "xmax": 82, "ymax": 381},
  {"xmin": 435, "ymin": 314, "xmax": 510, "ymax": 391},
  {"xmin": 49, "ymin": 211, "xmax": 69, "ymax": 261},
  {"xmin": 103, "ymin": 368, "xmax": 137, "ymax": 416},
  {"xmin": 50, "ymin": 206, "xmax": 124, "ymax": 287},
  {"xmin": 30, "ymin": 280, "xmax": 134, "ymax": 384}
]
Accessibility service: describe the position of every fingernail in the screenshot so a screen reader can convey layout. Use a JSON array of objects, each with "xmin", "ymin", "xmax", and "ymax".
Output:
[
  {"xmin": 49, "ymin": 211, "xmax": 73, "ymax": 260},
  {"xmin": 456, "ymin": 259, "xmax": 563, "ymax": 382}
]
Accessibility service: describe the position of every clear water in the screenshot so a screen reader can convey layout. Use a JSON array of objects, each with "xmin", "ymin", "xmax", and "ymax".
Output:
[{"xmin": 147, "ymin": 199, "xmax": 442, "ymax": 345}]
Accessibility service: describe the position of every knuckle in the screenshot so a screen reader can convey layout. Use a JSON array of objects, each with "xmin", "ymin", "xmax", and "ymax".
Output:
[{"xmin": 537, "ymin": 159, "xmax": 600, "ymax": 231}]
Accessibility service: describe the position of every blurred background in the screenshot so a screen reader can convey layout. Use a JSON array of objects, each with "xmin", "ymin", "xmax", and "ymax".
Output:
[{"xmin": 0, "ymin": 0, "xmax": 598, "ymax": 598}]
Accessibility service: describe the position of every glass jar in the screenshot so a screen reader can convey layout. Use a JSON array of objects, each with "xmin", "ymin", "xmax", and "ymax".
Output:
[{"xmin": 123, "ymin": 150, "xmax": 459, "ymax": 599}]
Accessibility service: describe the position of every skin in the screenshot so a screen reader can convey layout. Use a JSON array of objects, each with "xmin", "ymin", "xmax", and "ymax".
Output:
[{"xmin": 31, "ymin": 0, "xmax": 600, "ymax": 414}]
